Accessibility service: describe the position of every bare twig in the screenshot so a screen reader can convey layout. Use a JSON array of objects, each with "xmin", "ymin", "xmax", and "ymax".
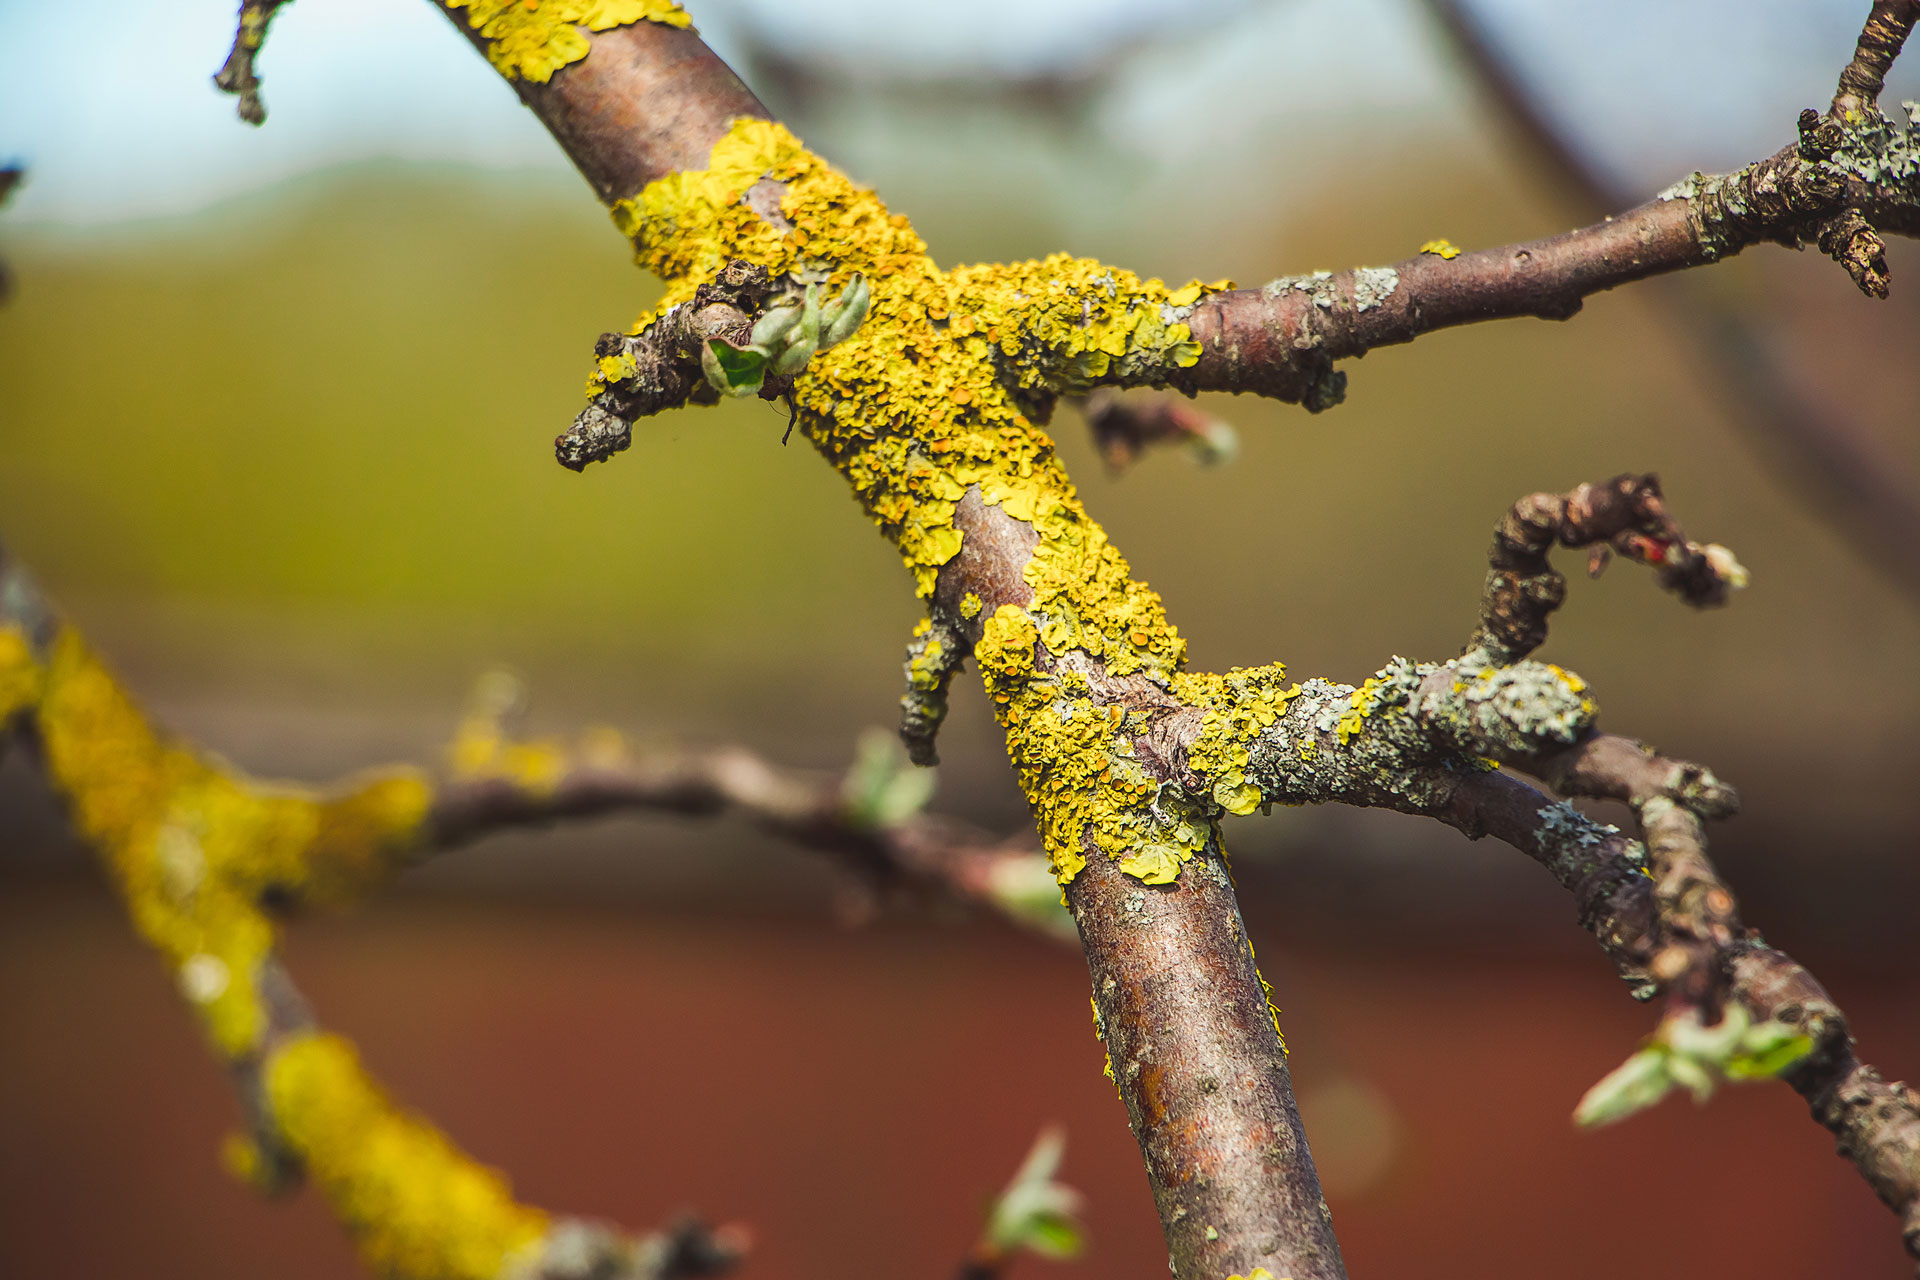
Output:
[
  {"xmin": 1470, "ymin": 472, "xmax": 1745, "ymax": 665},
  {"xmin": 212, "ymin": 0, "xmax": 294, "ymax": 125},
  {"xmin": 1420, "ymin": 0, "xmax": 1920, "ymax": 603},
  {"xmin": 0, "ymin": 164, "xmax": 22, "ymax": 304},
  {"xmin": 1833, "ymin": 0, "xmax": 1920, "ymax": 118}
]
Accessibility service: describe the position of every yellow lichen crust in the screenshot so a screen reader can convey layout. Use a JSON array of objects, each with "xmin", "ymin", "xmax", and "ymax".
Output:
[
  {"xmin": 0, "ymin": 626, "xmax": 42, "ymax": 724},
  {"xmin": 447, "ymin": 0, "xmax": 691, "ymax": 84},
  {"xmin": 1174, "ymin": 664, "xmax": 1301, "ymax": 816},
  {"xmin": 11, "ymin": 616, "xmax": 576, "ymax": 1276},
  {"xmin": 266, "ymin": 1032, "xmax": 549, "ymax": 1280},
  {"xmin": 21, "ymin": 627, "xmax": 430, "ymax": 1056},
  {"xmin": 606, "ymin": 119, "xmax": 1246, "ymax": 884}
]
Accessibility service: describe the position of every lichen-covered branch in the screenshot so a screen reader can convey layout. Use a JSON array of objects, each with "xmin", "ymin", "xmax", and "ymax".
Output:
[
  {"xmin": 0, "ymin": 544, "xmax": 753, "ymax": 1280},
  {"xmin": 899, "ymin": 614, "xmax": 970, "ymax": 767},
  {"xmin": 0, "ymin": 538, "xmax": 1077, "ymax": 1278},
  {"xmin": 1139, "ymin": 466, "xmax": 1919, "ymax": 1264},
  {"xmin": 171, "ymin": 1, "xmax": 1920, "ymax": 1274},
  {"xmin": 390, "ymin": 2, "xmax": 1920, "ymax": 1273},
  {"xmin": 1440, "ymin": 771, "xmax": 1920, "ymax": 1263}
]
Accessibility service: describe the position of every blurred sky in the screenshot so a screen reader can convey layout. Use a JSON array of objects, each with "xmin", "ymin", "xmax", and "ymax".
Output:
[{"xmin": 3, "ymin": 0, "xmax": 1914, "ymax": 227}]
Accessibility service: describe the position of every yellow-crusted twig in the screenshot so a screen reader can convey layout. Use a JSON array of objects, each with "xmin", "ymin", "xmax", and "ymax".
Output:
[{"xmin": 0, "ymin": 543, "xmax": 1063, "ymax": 1280}]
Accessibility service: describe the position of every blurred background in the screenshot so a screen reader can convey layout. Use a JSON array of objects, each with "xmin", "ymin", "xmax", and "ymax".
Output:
[{"xmin": 4, "ymin": 0, "xmax": 1919, "ymax": 1276}]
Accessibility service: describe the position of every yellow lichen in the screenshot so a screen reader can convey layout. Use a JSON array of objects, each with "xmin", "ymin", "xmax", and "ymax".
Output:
[
  {"xmin": 449, "ymin": 704, "xmax": 568, "ymax": 796},
  {"xmin": 17, "ymin": 612, "xmax": 578, "ymax": 1276},
  {"xmin": 1244, "ymin": 933, "xmax": 1287, "ymax": 1055},
  {"xmin": 1418, "ymin": 238, "xmax": 1462, "ymax": 260},
  {"xmin": 600, "ymin": 119, "xmax": 1271, "ymax": 884},
  {"xmin": 1090, "ymin": 995, "xmax": 1122, "ymax": 1100},
  {"xmin": 1176, "ymin": 665, "xmax": 1300, "ymax": 816},
  {"xmin": 1547, "ymin": 662, "xmax": 1599, "ymax": 719},
  {"xmin": 0, "ymin": 626, "xmax": 41, "ymax": 724},
  {"xmin": 447, "ymin": 0, "xmax": 691, "ymax": 84},
  {"xmin": 1334, "ymin": 675, "xmax": 1386, "ymax": 746},
  {"xmin": 266, "ymin": 1032, "xmax": 549, "ymax": 1280},
  {"xmin": 27, "ymin": 627, "xmax": 431, "ymax": 1055},
  {"xmin": 959, "ymin": 591, "xmax": 983, "ymax": 619}
]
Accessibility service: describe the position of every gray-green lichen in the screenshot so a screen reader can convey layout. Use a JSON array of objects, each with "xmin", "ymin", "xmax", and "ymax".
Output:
[
  {"xmin": 1218, "ymin": 648, "xmax": 1605, "ymax": 826},
  {"xmin": 1414, "ymin": 652, "xmax": 1599, "ymax": 760},
  {"xmin": 1655, "ymin": 172, "xmax": 1706, "ymax": 203},
  {"xmin": 1259, "ymin": 267, "xmax": 1397, "ymax": 313},
  {"xmin": 1350, "ymin": 267, "xmax": 1398, "ymax": 312},
  {"xmin": 1534, "ymin": 798, "xmax": 1640, "ymax": 885},
  {"xmin": 1825, "ymin": 101, "xmax": 1920, "ymax": 189},
  {"xmin": 1261, "ymin": 271, "xmax": 1336, "ymax": 308}
]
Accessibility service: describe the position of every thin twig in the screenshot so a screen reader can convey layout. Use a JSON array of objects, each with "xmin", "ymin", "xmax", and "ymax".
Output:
[{"xmin": 1419, "ymin": 0, "xmax": 1920, "ymax": 604}]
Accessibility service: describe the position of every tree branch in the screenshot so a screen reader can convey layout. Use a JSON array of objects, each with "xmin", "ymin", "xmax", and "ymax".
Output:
[
  {"xmin": 1420, "ymin": 0, "xmax": 1920, "ymax": 604},
  {"xmin": 158, "ymin": 2, "xmax": 1920, "ymax": 1274},
  {"xmin": 0, "ymin": 538, "xmax": 1072, "ymax": 1278},
  {"xmin": 1160, "ymin": 469, "xmax": 1920, "ymax": 1265},
  {"xmin": 212, "ymin": 0, "xmax": 293, "ymax": 125}
]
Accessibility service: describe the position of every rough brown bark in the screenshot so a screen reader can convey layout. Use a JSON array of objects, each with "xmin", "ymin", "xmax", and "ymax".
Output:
[{"xmin": 1069, "ymin": 848, "xmax": 1343, "ymax": 1280}]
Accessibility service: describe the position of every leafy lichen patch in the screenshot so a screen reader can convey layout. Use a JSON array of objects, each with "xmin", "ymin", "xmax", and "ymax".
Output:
[
  {"xmin": 266, "ymin": 1033, "xmax": 549, "ymax": 1280},
  {"xmin": 603, "ymin": 119, "xmax": 1238, "ymax": 882},
  {"xmin": 447, "ymin": 0, "xmax": 691, "ymax": 84}
]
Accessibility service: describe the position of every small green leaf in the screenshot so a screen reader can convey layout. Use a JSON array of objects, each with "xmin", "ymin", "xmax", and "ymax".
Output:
[
  {"xmin": 701, "ymin": 339, "xmax": 767, "ymax": 397},
  {"xmin": 1574, "ymin": 1044, "xmax": 1674, "ymax": 1128},
  {"xmin": 1022, "ymin": 1213, "xmax": 1084, "ymax": 1260},
  {"xmin": 1726, "ymin": 1023, "xmax": 1814, "ymax": 1080},
  {"xmin": 984, "ymin": 1128, "xmax": 1086, "ymax": 1261},
  {"xmin": 770, "ymin": 334, "xmax": 818, "ymax": 377},
  {"xmin": 821, "ymin": 274, "xmax": 871, "ymax": 348},
  {"xmin": 841, "ymin": 729, "xmax": 935, "ymax": 829}
]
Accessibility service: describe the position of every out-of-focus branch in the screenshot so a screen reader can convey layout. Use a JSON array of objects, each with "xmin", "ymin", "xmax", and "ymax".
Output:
[
  {"xmin": 434, "ymin": 674, "xmax": 1072, "ymax": 938},
  {"xmin": 0, "ymin": 538, "xmax": 1071, "ymax": 1279},
  {"xmin": 1420, "ymin": 0, "xmax": 1920, "ymax": 604},
  {"xmin": 0, "ymin": 542, "xmax": 745, "ymax": 1280},
  {"xmin": 213, "ymin": 0, "xmax": 294, "ymax": 125},
  {"xmin": 1075, "ymin": 389, "xmax": 1237, "ymax": 472}
]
